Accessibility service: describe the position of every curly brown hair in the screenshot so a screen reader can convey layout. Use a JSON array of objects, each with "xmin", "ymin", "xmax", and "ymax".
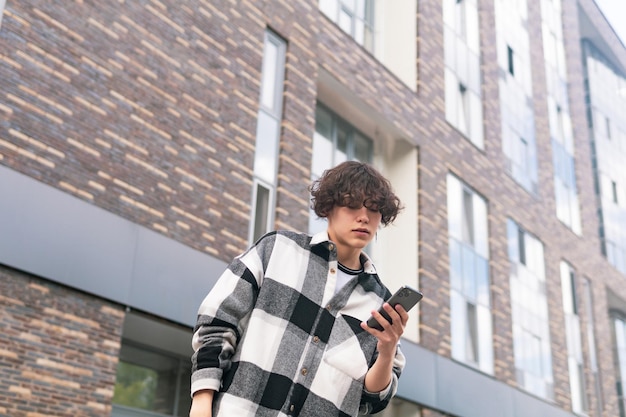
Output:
[{"xmin": 309, "ymin": 161, "xmax": 402, "ymax": 226}]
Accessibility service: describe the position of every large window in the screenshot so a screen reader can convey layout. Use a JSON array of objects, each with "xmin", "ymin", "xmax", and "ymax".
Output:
[
  {"xmin": 112, "ymin": 313, "xmax": 193, "ymax": 417},
  {"xmin": 560, "ymin": 261, "xmax": 588, "ymax": 413},
  {"xmin": 319, "ymin": 0, "xmax": 375, "ymax": 51},
  {"xmin": 249, "ymin": 30, "xmax": 287, "ymax": 244},
  {"xmin": 613, "ymin": 314, "xmax": 626, "ymax": 417},
  {"xmin": 542, "ymin": 0, "xmax": 581, "ymax": 234},
  {"xmin": 583, "ymin": 278, "xmax": 603, "ymax": 415},
  {"xmin": 447, "ymin": 174, "xmax": 492, "ymax": 373},
  {"xmin": 443, "ymin": 0, "xmax": 484, "ymax": 148},
  {"xmin": 583, "ymin": 41, "xmax": 626, "ymax": 275},
  {"xmin": 309, "ymin": 104, "xmax": 372, "ymax": 234},
  {"xmin": 495, "ymin": 0, "xmax": 538, "ymax": 193},
  {"xmin": 507, "ymin": 219, "xmax": 553, "ymax": 399},
  {"xmin": 113, "ymin": 343, "xmax": 191, "ymax": 417}
]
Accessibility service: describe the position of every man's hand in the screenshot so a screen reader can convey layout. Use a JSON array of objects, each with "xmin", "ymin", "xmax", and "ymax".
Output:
[{"xmin": 361, "ymin": 303, "xmax": 408, "ymax": 392}]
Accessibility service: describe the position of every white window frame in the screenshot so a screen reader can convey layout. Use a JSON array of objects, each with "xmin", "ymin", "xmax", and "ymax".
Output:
[
  {"xmin": 443, "ymin": 0, "xmax": 484, "ymax": 148},
  {"xmin": 319, "ymin": 0, "xmax": 375, "ymax": 51},
  {"xmin": 249, "ymin": 30, "xmax": 286, "ymax": 244},
  {"xmin": 560, "ymin": 261, "xmax": 588, "ymax": 414},
  {"xmin": 507, "ymin": 219, "xmax": 554, "ymax": 399},
  {"xmin": 447, "ymin": 174, "xmax": 493, "ymax": 374},
  {"xmin": 613, "ymin": 315, "xmax": 626, "ymax": 417}
]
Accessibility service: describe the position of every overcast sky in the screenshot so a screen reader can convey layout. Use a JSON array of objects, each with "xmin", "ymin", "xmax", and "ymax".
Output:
[{"xmin": 594, "ymin": 0, "xmax": 626, "ymax": 46}]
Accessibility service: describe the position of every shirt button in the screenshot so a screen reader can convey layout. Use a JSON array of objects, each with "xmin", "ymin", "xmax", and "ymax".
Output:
[
  {"xmin": 301, "ymin": 368, "xmax": 308, "ymax": 376},
  {"xmin": 290, "ymin": 404, "xmax": 295, "ymax": 412},
  {"xmin": 330, "ymin": 268, "xmax": 336, "ymax": 274},
  {"xmin": 313, "ymin": 335, "xmax": 319, "ymax": 343},
  {"xmin": 326, "ymin": 304, "xmax": 331, "ymax": 311},
  {"xmin": 329, "ymin": 243, "xmax": 334, "ymax": 251}
]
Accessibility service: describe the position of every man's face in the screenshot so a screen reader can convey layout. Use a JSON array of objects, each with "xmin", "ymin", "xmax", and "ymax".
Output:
[{"xmin": 326, "ymin": 205, "xmax": 382, "ymax": 250}]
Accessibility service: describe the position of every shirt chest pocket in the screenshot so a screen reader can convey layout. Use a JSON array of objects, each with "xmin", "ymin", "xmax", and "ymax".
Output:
[{"xmin": 322, "ymin": 314, "xmax": 377, "ymax": 380}]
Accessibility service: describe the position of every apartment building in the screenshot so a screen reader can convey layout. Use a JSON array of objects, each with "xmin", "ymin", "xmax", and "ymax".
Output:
[{"xmin": 0, "ymin": 0, "xmax": 625, "ymax": 416}]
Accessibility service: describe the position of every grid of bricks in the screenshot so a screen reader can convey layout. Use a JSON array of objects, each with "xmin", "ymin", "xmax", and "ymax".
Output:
[
  {"xmin": 0, "ymin": 264, "xmax": 124, "ymax": 416},
  {"xmin": 0, "ymin": 0, "xmax": 625, "ymax": 416}
]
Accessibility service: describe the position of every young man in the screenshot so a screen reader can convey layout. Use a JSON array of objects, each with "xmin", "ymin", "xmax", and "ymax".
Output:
[{"xmin": 190, "ymin": 161, "xmax": 407, "ymax": 417}]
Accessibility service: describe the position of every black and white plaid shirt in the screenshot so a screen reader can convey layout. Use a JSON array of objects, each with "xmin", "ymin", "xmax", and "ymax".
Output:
[{"xmin": 191, "ymin": 230, "xmax": 405, "ymax": 416}]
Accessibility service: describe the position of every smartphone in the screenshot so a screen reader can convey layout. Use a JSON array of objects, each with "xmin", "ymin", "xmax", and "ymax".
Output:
[{"xmin": 366, "ymin": 286, "xmax": 423, "ymax": 331}]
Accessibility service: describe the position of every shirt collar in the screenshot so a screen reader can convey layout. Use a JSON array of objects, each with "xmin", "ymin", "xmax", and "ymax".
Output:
[{"xmin": 310, "ymin": 230, "xmax": 377, "ymax": 274}]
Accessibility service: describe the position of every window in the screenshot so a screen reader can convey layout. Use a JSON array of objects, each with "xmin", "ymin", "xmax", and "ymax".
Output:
[
  {"xmin": 507, "ymin": 45, "xmax": 515, "ymax": 75},
  {"xmin": 309, "ymin": 104, "xmax": 372, "ymax": 234},
  {"xmin": 582, "ymin": 278, "xmax": 604, "ymax": 415},
  {"xmin": 249, "ymin": 30, "xmax": 287, "ymax": 244},
  {"xmin": 448, "ymin": 174, "xmax": 492, "ymax": 374},
  {"xmin": 319, "ymin": 0, "xmax": 375, "ymax": 51},
  {"xmin": 113, "ymin": 343, "xmax": 191, "ymax": 417},
  {"xmin": 613, "ymin": 315, "xmax": 626, "ymax": 417},
  {"xmin": 583, "ymin": 41, "xmax": 626, "ymax": 274},
  {"xmin": 542, "ymin": 0, "xmax": 581, "ymax": 234},
  {"xmin": 495, "ymin": 0, "xmax": 537, "ymax": 193},
  {"xmin": 443, "ymin": 0, "xmax": 484, "ymax": 147},
  {"xmin": 560, "ymin": 262, "xmax": 588, "ymax": 413},
  {"xmin": 112, "ymin": 313, "xmax": 193, "ymax": 417},
  {"xmin": 507, "ymin": 219, "xmax": 554, "ymax": 399}
]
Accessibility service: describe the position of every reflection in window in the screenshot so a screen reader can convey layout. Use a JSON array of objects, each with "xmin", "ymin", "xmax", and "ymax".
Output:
[
  {"xmin": 582, "ymin": 278, "xmax": 603, "ymax": 415},
  {"xmin": 443, "ymin": 0, "xmax": 484, "ymax": 148},
  {"xmin": 309, "ymin": 104, "xmax": 372, "ymax": 234},
  {"xmin": 560, "ymin": 262, "xmax": 588, "ymax": 413},
  {"xmin": 250, "ymin": 30, "xmax": 287, "ymax": 244},
  {"xmin": 583, "ymin": 41, "xmax": 626, "ymax": 274},
  {"xmin": 507, "ymin": 219, "xmax": 554, "ymax": 399},
  {"xmin": 495, "ymin": 0, "xmax": 537, "ymax": 193},
  {"xmin": 542, "ymin": 0, "xmax": 581, "ymax": 234},
  {"xmin": 113, "ymin": 342, "xmax": 191, "ymax": 417},
  {"xmin": 447, "ymin": 174, "xmax": 492, "ymax": 374},
  {"xmin": 319, "ymin": 0, "xmax": 375, "ymax": 51},
  {"xmin": 613, "ymin": 315, "xmax": 626, "ymax": 417}
]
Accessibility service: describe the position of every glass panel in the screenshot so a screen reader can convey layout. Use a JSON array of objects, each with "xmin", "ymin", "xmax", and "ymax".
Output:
[
  {"xmin": 253, "ymin": 183, "xmax": 271, "ymax": 242},
  {"xmin": 462, "ymin": 245, "xmax": 476, "ymax": 300},
  {"xmin": 475, "ymin": 256, "xmax": 489, "ymax": 306},
  {"xmin": 466, "ymin": 301, "xmax": 478, "ymax": 362},
  {"xmin": 114, "ymin": 344, "xmax": 180, "ymax": 415},
  {"xmin": 477, "ymin": 304, "xmax": 494, "ymax": 373},
  {"xmin": 312, "ymin": 131, "xmax": 333, "ymax": 178},
  {"xmin": 260, "ymin": 40, "xmax": 279, "ymax": 111},
  {"xmin": 447, "ymin": 174, "xmax": 463, "ymax": 240},
  {"xmin": 445, "ymin": 68, "xmax": 459, "ymax": 126},
  {"xmin": 451, "ymin": 289, "xmax": 466, "ymax": 361},
  {"xmin": 353, "ymin": 132, "xmax": 371, "ymax": 162},
  {"xmin": 253, "ymin": 111, "xmax": 280, "ymax": 184},
  {"xmin": 335, "ymin": 122, "xmax": 349, "ymax": 164},
  {"xmin": 319, "ymin": 0, "xmax": 338, "ymax": 19},
  {"xmin": 450, "ymin": 239, "xmax": 463, "ymax": 291},
  {"xmin": 461, "ymin": 188, "xmax": 474, "ymax": 244},
  {"xmin": 338, "ymin": 8, "xmax": 352, "ymax": 33}
]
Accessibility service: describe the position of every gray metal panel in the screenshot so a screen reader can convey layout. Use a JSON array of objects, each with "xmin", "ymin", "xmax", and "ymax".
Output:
[
  {"xmin": 397, "ymin": 340, "xmax": 577, "ymax": 417},
  {"xmin": 0, "ymin": 165, "xmax": 226, "ymax": 327},
  {"xmin": 396, "ymin": 340, "xmax": 438, "ymax": 407},
  {"xmin": 0, "ymin": 166, "xmax": 136, "ymax": 302},
  {"xmin": 130, "ymin": 226, "xmax": 224, "ymax": 326}
]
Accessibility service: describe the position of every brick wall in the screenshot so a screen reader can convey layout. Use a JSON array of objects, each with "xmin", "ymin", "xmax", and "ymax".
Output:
[{"xmin": 0, "ymin": 265, "xmax": 124, "ymax": 416}]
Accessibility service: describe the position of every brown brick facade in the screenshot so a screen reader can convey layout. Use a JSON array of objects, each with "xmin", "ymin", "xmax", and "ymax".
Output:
[{"xmin": 0, "ymin": 264, "xmax": 124, "ymax": 416}]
